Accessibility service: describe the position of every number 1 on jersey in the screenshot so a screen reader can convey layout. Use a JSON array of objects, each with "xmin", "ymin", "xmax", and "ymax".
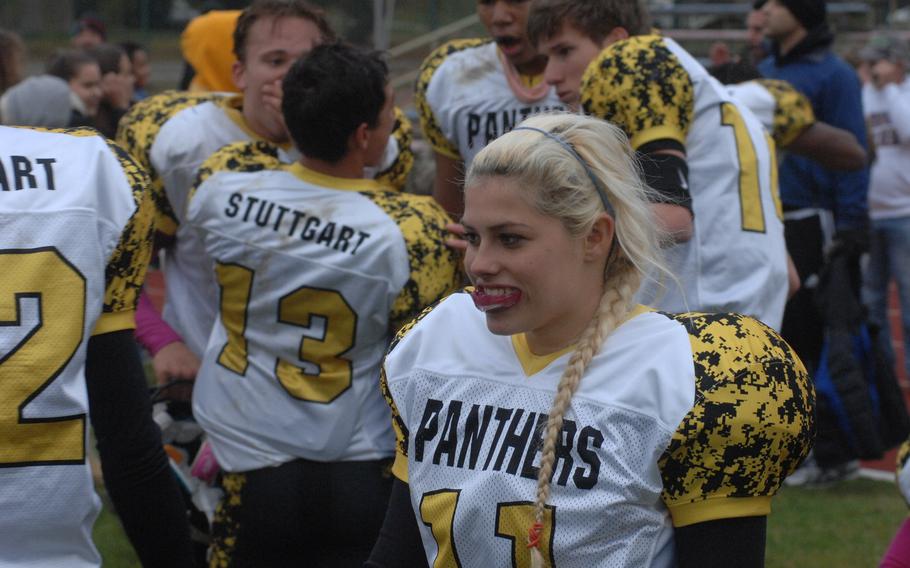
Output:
[
  {"xmin": 721, "ymin": 102, "xmax": 766, "ymax": 233},
  {"xmin": 420, "ymin": 489, "xmax": 556, "ymax": 568}
]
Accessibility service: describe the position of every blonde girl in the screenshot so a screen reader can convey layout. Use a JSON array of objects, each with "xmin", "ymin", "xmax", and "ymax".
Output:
[{"xmin": 368, "ymin": 112, "xmax": 814, "ymax": 568}]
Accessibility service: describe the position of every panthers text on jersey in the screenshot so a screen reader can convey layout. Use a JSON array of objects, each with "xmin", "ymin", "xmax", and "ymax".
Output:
[
  {"xmin": 186, "ymin": 141, "xmax": 460, "ymax": 472},
  {"xmin": 581, "ymin": 36, "xmax": 789, "ymax": 330},
  {"xmin": 0, "ymin": 126, "xmax": 154, "ymax": 567},
  {"xmin": 383, "ymin": 292, "xmax": 814, "ymax": 567},
  {"xmin": 416, "ymin": 39, "xmax": 565, "ymax": 168},
  {"xmin": 117, "ymin": 90, "xmax": 414, "ymax": 356}
]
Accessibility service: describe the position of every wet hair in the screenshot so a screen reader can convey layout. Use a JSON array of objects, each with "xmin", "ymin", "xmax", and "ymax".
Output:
[
  {"xmin": 465, "ymin": 112, "xmax": 671, "ymax": 567},
  {"xmin": 86, "ymin": 43, "xmax": 127, "ymax": 75},
  {"xmin": 46, "ymin": 49, "xmax": 99, "ymax": 81},
  {"xmin": 527, "ymin": 0, "xmax": 652, "ymax": 46},
  {"xmin": 0, "ymin": 29, "xmax": 25, "ymax": 93},
  {"xmin": 233, "ymin": 0, "xmax": 335, "ymax": 63},
  {"xmin": 282, "ymin": 42, "xmax": 388, "ymax": 163}
]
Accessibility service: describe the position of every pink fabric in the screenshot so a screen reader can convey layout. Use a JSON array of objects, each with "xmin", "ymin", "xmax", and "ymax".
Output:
[
  {"xmin": 190, "ymin": 441, "xmax": 220, "ymax": 483},
  {"xmin": 497, "ymin": 48, "xmax": 550, "ymax": 105},
  {"xmin": 134, "ymin": 290, "xmax": 182, "ymax": 356},
  {"xmin": 882, "ymin": 517, "xmax": 910, "ymax": 568}
]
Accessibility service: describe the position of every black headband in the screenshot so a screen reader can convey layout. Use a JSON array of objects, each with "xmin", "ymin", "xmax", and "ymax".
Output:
[{"xmin": 511, "ymin": 126, "xmax": 615, "ymax": 216}]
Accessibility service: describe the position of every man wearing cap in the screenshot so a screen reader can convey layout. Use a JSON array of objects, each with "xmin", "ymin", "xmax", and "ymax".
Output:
[
  {"xmin": 861, "ymin": 34, "xmax": 910, "ymax": 386},
  {"xmin": 758, "ymin": 0, "xmax": 870, "ymax": 485}
]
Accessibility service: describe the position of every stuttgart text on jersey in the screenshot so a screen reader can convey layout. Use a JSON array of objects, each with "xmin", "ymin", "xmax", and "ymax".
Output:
[
  {"xmin": 416, "ymin": 398, "xmax": 603, "ymax": 491},
  {"xmin": 0, "ymin": 155, "xmax": 57, "ymax": 191},
  {"xmin": 466, "ymin": 104, "xmax": 564, "ymax": 150},
  {"xmin": 224, "ymin": 192, "xmax": 372, "ymax": 256}
]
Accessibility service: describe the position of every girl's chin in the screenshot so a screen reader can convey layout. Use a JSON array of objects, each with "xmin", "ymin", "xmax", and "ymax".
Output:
[{"xmin": 483, "ymin": 310, "xmax": 523, "ymax": 336}]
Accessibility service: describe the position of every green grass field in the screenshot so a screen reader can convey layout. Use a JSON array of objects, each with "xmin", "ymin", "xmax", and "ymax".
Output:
[{"xmin": 93, "ymin": 476, "xmax": 907, "ymax": 567}]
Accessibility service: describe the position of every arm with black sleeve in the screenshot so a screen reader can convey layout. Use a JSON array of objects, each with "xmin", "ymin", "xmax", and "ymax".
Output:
[
  {"xmin": 86, "ymin": 330, "xmax": 196, "ymax": 568},
  {"xmin": 364, "ymin": 478, "xmax": 429, "ymax": 568},
  {"xmin": 638, "ymin": 139, "xmax": 694, "ymax": 243},
  {"xmin": 675, "ymin": 516, "xmax": 767, "ymax": 568}
]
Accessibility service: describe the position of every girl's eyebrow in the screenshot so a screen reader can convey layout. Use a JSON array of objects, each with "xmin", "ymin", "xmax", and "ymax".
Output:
[{"xmin": 459, "ymin": 221, "xmax": 533, "ymax": 231}]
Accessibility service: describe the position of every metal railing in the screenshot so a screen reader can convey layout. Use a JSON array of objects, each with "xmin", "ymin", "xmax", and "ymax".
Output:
[{"xmin": 388, "ymin": 13, "xmax": 481, "ymax": 90}]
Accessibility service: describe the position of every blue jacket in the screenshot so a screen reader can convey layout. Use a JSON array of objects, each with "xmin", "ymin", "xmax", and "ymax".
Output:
[{"xmin": 759, "ymin": 27, "xmax": 869, "ymax": 231}]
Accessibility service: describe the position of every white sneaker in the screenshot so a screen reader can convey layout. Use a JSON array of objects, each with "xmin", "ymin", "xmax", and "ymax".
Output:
[{"xmin": 784, "ymin": 456, "xmax": 861, "ymax": 488}]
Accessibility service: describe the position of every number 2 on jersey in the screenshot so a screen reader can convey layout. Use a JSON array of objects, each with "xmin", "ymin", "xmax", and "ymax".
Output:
[
  {"xmin": 721, "ymin": 102, "xmax": 766, "ymax": 233},
  {"xmin": 215, "ymin": 262, "xmax": 355, "ymax": 403},
  {"xmin": 0, "ymin": 249, "xmax": 86, "ymax": 466},
  {"xmin": 420, "ymin": 489, "xmax": 556, "ymax": 567}
]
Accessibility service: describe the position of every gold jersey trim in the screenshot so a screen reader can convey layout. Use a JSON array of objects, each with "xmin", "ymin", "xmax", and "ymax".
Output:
[
  {"xmin": 510, "ymin": 333, "xmax": 575, "ymax": 377},
  {"xmin": 286, "ymin": 162, "xmax": 385, "ymax": 192},
  {"xmin": 92, "ymin": 310, "xmax": 136, "ymax": 336},
  {"xmin": 669, "ymin": 495, "xmax": 772, "ymax": 527},
  {"xmin": 219, "ymin": 95, "xmax": 292, "ymax": 151}
]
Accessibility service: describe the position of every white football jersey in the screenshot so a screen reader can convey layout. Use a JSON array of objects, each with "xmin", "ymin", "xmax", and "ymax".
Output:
[
  {"xmin": 416, "ymin": 39, "xmax": 565, "ymax": 168},
  {"xmin": 384, "ymin": 293, "xmax": 814, "ymax": 567},
  {"xmin": 0, "ymin": 127, "xmax": 153, "ymax": 567},
  {"xmin": 117, "ymin": 91, "xmax": 415, "ymax": 356},
  {"xmin": 187, "ymin": 143, "xmax": 460, "ymax": 472},
  {"xmin": 726, "ymin": 79, "xmax": 816, "ymax": 150},
  {"xmin": 582, "ymin": 36, "xmax": 789, "ymax": 330}
]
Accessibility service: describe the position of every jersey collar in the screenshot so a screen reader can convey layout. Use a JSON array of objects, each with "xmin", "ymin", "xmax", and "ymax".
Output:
[{"xmin": 286, "ymin": 162, "xmax": 384, "ymax": 192}]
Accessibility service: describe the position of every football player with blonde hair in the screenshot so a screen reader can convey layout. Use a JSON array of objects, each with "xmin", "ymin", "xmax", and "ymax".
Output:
[{"xmin": 369, "ymin": 113, "xmax": 814, "ymax": 567}]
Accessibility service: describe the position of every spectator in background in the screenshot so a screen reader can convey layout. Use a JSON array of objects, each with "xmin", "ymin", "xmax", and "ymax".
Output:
[
  {"xmin": 759, "ymin": 0, "xmax": 871, "ymax": 485},
  {"xmin": 86, "ymin": 43, "xmax": 135, "ymax": 138},
  {"xmin": 860, "ymin": 34, "xmax": 910, "ymax": 383},
  {"xmin": 121, "ymin": 41, "xmax": 151, "ymax": 101},
  {"xmin": 180, "ymin": 9, "xmax": 242, "ymax": 92},
  {"xmin": 745, "ymin": 1, "xmax": 770, "ymax": 66},
  {"xmin": 47, "ymin": 49, "xmax": 103, "ymax": 127},
  {"xmin": 0, "ymin": 29, "xmax": 26, "ymax": 95},
  {"xmin": 71, "ymin": 13, "xmax": 106, "ymax": 50},
  {"xmin": 0, "ymin": 74, "xmax": 74, "ymax": 127},
  {"xmin": 708, "ymin": 41, "xmax": 733, "ymax": 68}
]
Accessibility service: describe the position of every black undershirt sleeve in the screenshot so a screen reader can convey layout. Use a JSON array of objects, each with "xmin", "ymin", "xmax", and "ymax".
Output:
[
  {"xmin": 675, "ymin": 515, "xmax": 767, "ymax": 568},
  {"xmin": 85, "ymin": 329, "xmax": 196, "ymax": 568},
  {"xmin": 365, "ymin": 477, "xmax": 429, "ymax": 568},
  {"xmin": 365, "ymin": 479, "xmax": 765, "ymax": 567},
  {"xmin": 637, "ymin": 139, "xmax": 693, "ymax": 212}
]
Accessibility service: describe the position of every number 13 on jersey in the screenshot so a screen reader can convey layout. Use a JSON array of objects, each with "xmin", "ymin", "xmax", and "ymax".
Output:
[{"xmin": 214, "ymin": 261, "xmax": 356, "ymax": 404}]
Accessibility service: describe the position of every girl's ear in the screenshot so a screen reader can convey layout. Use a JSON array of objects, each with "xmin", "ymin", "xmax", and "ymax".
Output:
[{"xmin": 584, "ymin": 213, "xmax": 615, "ymax": 261}]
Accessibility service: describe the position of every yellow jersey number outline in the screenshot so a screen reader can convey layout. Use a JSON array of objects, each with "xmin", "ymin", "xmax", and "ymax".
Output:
[
  {"xmin": 720, "ymin": 102, "xmax": 766, "ymax": 233},
  {"xmin": 420, "ymin": 489, "xmax": 556, "ymax": 568},
  {"xmin": 0, "ymin": 248, "xmax": 86, "ymax": 467},
  {"xmin": 215, "ymin": 261, "xmax": 356, "ymax": 404}
]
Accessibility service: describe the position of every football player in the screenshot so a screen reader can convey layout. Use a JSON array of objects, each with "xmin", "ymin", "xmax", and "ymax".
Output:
[
  {"xmin": 528, "ymin": 0, "xmax": 789, "ymax": 330},
  {"xmin": 368, "ymin": 113, "xmax": 814, "ymax": 568},
  {"xmin": 709, "ymin": 65, "xmax": 867, "ymax": 171},
  {"xmin": 416, "ymin": 0, "xmax": 565, "ymax": 217},
  {"xmin": 187, "ymin": 43, "xmax": 460, "ymax": 566},
  {"xmin": 0, "ymin": 127, "xmax": 193, "ymax": 566},
  {"xmin": 117, "ymin": 0, "xmax": 414, "ymax": 389}
]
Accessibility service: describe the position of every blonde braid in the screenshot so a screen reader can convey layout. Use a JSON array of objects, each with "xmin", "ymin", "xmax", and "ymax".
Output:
[{"xmin": 529, "ymin": 264, "xmax": 640, "ymax": 568}]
